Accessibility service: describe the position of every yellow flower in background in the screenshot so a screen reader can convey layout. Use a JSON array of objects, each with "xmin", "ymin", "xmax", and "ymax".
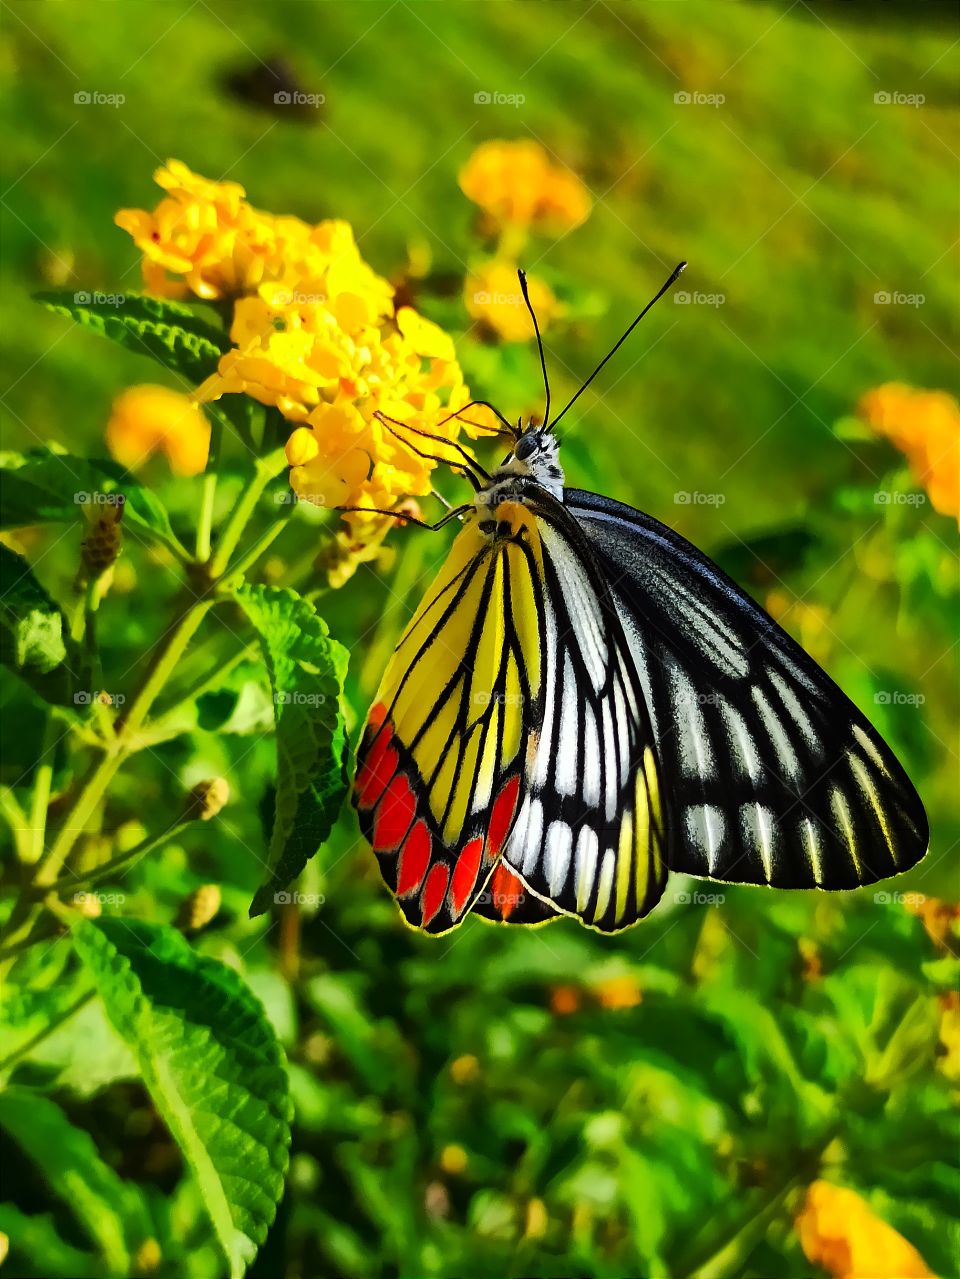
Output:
[
  {"xmin": 858, "ymin": 383, "xmax": 959, "ymax": 520},
  {"xmin": 795, "ymin": 1181, "xmax": 935, "ymax": 1279},
  {"xmin": 459, "ymin": 140, "xmax": 592, "ymax": 234},
  {"xmin": 106, "ymin": 384, "xmax": 210, "ymax": 477},
  {"xmin": 465, "ymin": 260, "xmax": 559, "ymax": 343}
]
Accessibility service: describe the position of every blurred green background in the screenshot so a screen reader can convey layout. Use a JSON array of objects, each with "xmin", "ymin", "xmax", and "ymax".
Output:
[{"xmin": 1, "ymin": 2, "xmax": 958, "ymax": 1277}]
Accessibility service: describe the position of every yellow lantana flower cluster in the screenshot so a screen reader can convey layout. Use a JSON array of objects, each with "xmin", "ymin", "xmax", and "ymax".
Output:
[
  {"xmin": 117, "ymin": 161, "xmax": 483, "ymax": 579},
  {"xmin": 458, "ymin": 140, "xmax": 592, "ymax": 346},
  {"xmin": 795, "ymin": 1180, "xmax": 934, "ymax": 1279},
  {"xmin": 858, "ymin": 382, "xmax": 959, "ymax": 521},
  {"xmin": 116, "ymin": 160, "xmax": 390, "ymax": 304}
]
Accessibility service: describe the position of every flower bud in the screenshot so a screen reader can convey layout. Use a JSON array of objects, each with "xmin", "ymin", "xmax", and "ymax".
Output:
[{"xmin": 285, "ymin": 426, "xmax": 320, "ymax": 466}]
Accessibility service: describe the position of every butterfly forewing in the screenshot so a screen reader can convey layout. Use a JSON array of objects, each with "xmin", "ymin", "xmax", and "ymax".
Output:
[
  {"xmin": 566, "ymin": 488, "xmax": 928, "ymax": 890},
  {"xmin": 498, "ymin": 496, "xmax": 669, "ymax": 931}
]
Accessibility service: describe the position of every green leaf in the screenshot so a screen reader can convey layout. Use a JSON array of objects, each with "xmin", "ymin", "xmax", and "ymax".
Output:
[
  {"xmin": 71, "ymin": 916, "xmax": 291, "ymax": 1279},
  {"xmin": 0, "ymin": 1087, "xmax": 150, "ymax": 1275},
  {"xmin": 0, "ymin": 445, "xmax": 180, "ymax": 550},
  {"xmin": 0, "ymin": 545, "xmax": 68, "ymax": 673},
  {"xmin": 818, "ymin": 966, "xmax": 940, "ymax": 1092},
  {"xmin": 0, "ymin": 1205, "xmax": 100, "ymax": 1279},
  {"xmin": 34, "ymin": 291, "xmax": 229, "ymax": 384},
  {"xmin": 233, "ymin": 585, "xmax": 349, "ymax": 918}
]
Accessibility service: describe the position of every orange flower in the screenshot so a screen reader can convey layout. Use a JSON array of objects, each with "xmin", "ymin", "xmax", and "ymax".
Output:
[
  {"xmin": 858, "ymin": 383, "xmax": 959, "ymax": 519},
  {"xmin": 106, "ymin": 384, "xmax": 210, "ymax": 477},
  {"xmin": 465, "ymin": 260, "xmax": 558, "ymax": 343},
  {"xmin": 795, "ymin": 1181, "xmax": 935, "ymax": 1279},
  {"xmin": 459, "ymin": 140, "xmax": 591, "ymax": 233},
  {"xmin": 550, "ymin": 985, "xmax": 581, "ymax": 1015}
]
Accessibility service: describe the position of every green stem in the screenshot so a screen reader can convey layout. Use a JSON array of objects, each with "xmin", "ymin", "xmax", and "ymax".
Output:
[
  {"xmin": 675, "ymin": 1126, "xmax": 840, "ymax": 1279},
  {"xmin": 47, "ymin": 820, "xmax": 191, "ymax": 897},
  {"xmin": 36, "ymin": 596, "xmax": 213, "ymax": 887},
  {"xmin": 148, "ymin": 640, "xmax": 257, "ymax": 734},
  {"xmin": 25, "ymin": 713, "xmax": 59, "ymax": 865},
  {"xmin": 0, "ymin": 788, "xmax": 30, "ymax": 862},
  {"xmin": 217, "ymin": 517, "xmax": 286, "ymax": 586},
  {"xmin": 209, "ymin": 447, "xmax": 287, "ymax": 577},
  {"xmin": 195, "ymin": 416, "xmax": 223, "ymax": 563},
  {"xmin": 196, "ymin": 473, "xmax": 218, "ymax": 563},
  {"xmin": 0, "ymin": 990, "xmax": 94, "ymax": 1074}
]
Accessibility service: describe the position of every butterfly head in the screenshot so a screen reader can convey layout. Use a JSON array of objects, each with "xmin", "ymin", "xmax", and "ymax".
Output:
[{"xmin": 500, "ymin": 427, "xmax": 564, "ymax": 497}]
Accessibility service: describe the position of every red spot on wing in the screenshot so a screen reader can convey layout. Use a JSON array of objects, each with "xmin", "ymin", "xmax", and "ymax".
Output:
[
  {"xmin": 397, "ymin": 820, "xmax": 431, "ymax": 896},
  {"xmin": 488, "ymin": 863, "xmax": 525, "ymax": 920},
  {"xmin": 450, "ymin": 838, "xmax": 484, "ymax": 916},
  {"xmin": 356, "ymin": 730, "xmax": 397, "ymax": 809},
  {"xmin": 488, "ymin": 776, "xmax": 521, "ymax": 855},
  {"xmin": 421, "ymin": 864, "xmax": 450, "ymax": 927},
  {"xmin": 367, "ymin": 701, "xmax": 387, "ymax": 731},
  {"xmin": 373, "ymin": 773, "xmax": 415, "ymax": 851}
]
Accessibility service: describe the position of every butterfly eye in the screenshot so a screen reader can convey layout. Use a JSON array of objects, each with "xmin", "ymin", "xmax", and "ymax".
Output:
[{"xmin": 514, "ymin": 433, "xmax": 540, "ymax": 462}]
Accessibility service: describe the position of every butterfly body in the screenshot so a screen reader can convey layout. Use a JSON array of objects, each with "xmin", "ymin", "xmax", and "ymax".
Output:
[{"xmin": 354, "ymin": 370, "xmax": 927, "ymax": 936}]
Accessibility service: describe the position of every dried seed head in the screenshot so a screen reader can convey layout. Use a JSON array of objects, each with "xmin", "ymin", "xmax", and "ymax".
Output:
[
  {"xmin": 176, "ymin": 883, "xmax": 221, "ymax": 932},
  {"xmin": 81, "ymin": 496, "xmax": 125, "ymax": 575},
  {"xmin": 185, "ymin": 777, "xmax": 229, "ymax": 822}
]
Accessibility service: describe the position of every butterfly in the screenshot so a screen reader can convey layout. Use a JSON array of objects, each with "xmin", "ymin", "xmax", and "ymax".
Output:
[{"xmin": 351, "ymin": 263, "xmax": 928, "ymax": 935}]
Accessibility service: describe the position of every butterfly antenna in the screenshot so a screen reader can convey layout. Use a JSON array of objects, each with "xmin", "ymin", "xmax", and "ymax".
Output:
[
  {"xmin": 548, "ymin": 260, "xmax": 687, "ymax": 432},
  {"xmin": 518, "ymin": 268, "xmax": 550, "ymax": 429}
]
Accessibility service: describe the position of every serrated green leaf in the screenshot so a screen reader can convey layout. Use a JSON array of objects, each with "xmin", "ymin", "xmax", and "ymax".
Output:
[
  {"xmin": 0, "ymin": 544, "xmax": 68, "ymax": 673},
  {"xmin": 71, "ymin": 917, "xmax": 291, "ymax": 1279},
  {"xmin": 0, "ymin": 445, "xmax": 180, "ymax": 550},
  {"xmin": 233, "ymin": 585, "xmax": 349, "ymax": 917},
  {"xmin": 0, "ymin": 1087, "xmax": 150, "ymax": 1275},
  {"xmin": 35, "ymin": 291, "xmax": 229, "ymax": 383}
]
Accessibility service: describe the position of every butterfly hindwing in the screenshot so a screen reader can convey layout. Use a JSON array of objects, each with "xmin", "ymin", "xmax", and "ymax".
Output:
[
  {"xmin": 565, "ymin": 488, "xmax": 928, "ymax": 890},
  {"xmin": 354, "ymin": 504, "xmax": 547, "ymax": 934}
]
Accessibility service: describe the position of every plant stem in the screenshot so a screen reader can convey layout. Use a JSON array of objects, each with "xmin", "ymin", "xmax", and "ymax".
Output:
[
  {"xmin": 48, "ymin": 819, "xmax": 192, "ymax": 897},
  {"xmin": 210, "ymin": 447, "xmax": 287, "ymax": 577},
  {"xmin": 196, "ymin": 472, "xmax": 217, "ymax": 562},
  {"xmin": 25, "ymin": 713, "xmax": 59, "ymax": 865},
  {"xmin": 195, "ymin": 416, "xmax": 222, "ymax": 563},
  {"xmin": 675, "ymin": 1126, "xmax": 840, "ymax": 1279},
  {"xmin": 218, "ymin": 517, "xmax": 286, "ymax": 585},
  {"xmin": 147, "ymin": 640, "xmax": 258, "ymax": 734},
  {"xmin": 36, "ymin": 596, "xmax": 213, "ymax": 887},
  {"xmin": 0, "ymin": 990, "xmax": 94, "ymax": 1074}
]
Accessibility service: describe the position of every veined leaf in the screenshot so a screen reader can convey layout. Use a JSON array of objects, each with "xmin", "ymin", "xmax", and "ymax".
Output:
[
  {"xmin": 0, "ymin": 445, "xmax": 180, "ymax": 550},
  {"xmin": 34, "ymin": 291, "xmax": 229, "ymax": 384},
  {"xmin": 0, "ymin": 544, "xmax": 68, "ymax": 673},
  {"xmin": 0, "ymin": 1087, "xmax": 150, "ymax": 1276},
  {"xmin": 71, "ymin": 917, "xmax": 291, "ymax": 1279},
  {"xmin": 233, "ymin": 585, "xmax": 349, "ymax": 918}
]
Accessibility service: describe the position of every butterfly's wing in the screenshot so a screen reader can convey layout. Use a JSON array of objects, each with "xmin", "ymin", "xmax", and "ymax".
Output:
[
  {"xmin": 353, "ymin": 509, "xmax": 542, "ymax": 934},
  {"xmin": 354, "ymin": 489, "xmax": 668, "ymax": 934},
  {"xmin": 494, "ymin": 491, "xmax": 669, "ymax": 932},
  {"xmin": 565, "ymin": 488, "xmax": 928, "ymax": 889}
]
